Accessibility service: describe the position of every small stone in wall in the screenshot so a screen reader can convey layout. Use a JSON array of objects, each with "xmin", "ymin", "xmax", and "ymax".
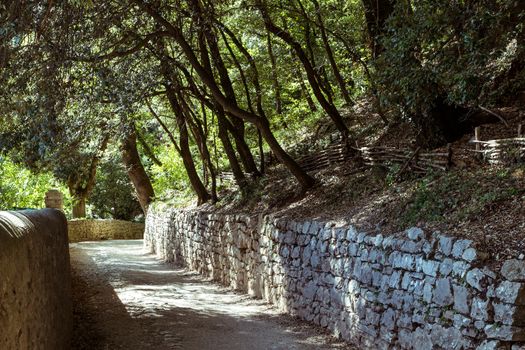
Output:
[
  {"xmin": 407, "ymin": 227, "xmax": 424, "ymax": 241},
  {"xmin": 476, "ymin": 340, "xmax": 503, "ymax": 350},
  {"xmin": 453, "ymin": 284, "xmax": 470, "ymax": 315},
  {"xmin": 422, "ymin": 259, "xmax": 440, "ymax": 277},
  {"xmin": 440, "ymin": 258, "xmax": 454, "ymax": 277},
  {"xmin": 462, "ymin": 248, "xmax": 478, "ymax": 262},
  {"xmin": 346, "ymin": 226, "xmax": 357, "ymax": 241},
  {"xmin": 434, "ymin": 278, "xmax": 454, "ymax": 306},
  {"xmin": 493, "ymin": 302, "xmax": 522, "ymax": 326},
  {"xmin": 380, "ymin": 307, "xmax": 397, "ymax": 331},
  {"xmin": 502, "ymin": 260, "xmax": 525, "ymax": 282},
  {"xmin": 484, "ymin": 324, "xmax": 525, "ymax": 341},
  {"xmin": 453, "ymin": 261, "xmax": 472, "ymax": 279},
  {"xmin": 430, "ymin": 324, "xmax": 465, "ymax": 350},
  {"xmin": 438, "ymin": 234, "xmax": 454, "ymax": 256},
  {"xmin": 452, "ymin": 239, "xmax": 472, "ymax": 259},
  {"xmin": 453, "ymin": 313, "xmax": 472, "ymax": 328},
  {"xmin": 496, "ymin": 281, "xmax": 525, "ymax": 305},
  {"xmin": 470, "ymin": 297, "xmax": 490, "ymax": 321}
]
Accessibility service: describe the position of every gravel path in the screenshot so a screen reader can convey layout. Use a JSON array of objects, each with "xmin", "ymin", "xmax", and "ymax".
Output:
[{"xmin": 70, "ymin": 240, "xmax": 352, "ymax": 350}]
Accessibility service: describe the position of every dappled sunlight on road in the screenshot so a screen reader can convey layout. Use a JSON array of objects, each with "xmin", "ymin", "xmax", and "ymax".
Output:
[{"xmin": 70, "ymin": 240, "xmax": 351, "ymax": 350}]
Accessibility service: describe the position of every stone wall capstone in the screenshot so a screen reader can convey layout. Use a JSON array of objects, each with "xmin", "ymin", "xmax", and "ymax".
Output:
[
  {"xmin": 68, "ymin": 219, "xmax": 144, "ymax": 242},
  {"xmin": 44, "ymin": 189, "xmax": 63, "ymax": 211},
  {"xmin": 0, "ymin": 209, "xmax": 72, "ymax": 350},
  {"xmin": 145, "ymin": 205, "xmax": 525, "ymax": 349}
]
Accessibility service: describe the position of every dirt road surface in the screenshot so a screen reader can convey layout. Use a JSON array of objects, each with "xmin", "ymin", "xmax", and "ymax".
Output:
[{"xmin": 70, "ymin": 240, "xmax": 353, "ymax": 350}]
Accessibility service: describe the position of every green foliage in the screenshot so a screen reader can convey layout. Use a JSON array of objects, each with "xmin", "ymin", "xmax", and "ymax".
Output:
[
  {"xmin": 377, "ymin": 0, "xmax": 525, "ymax": 117},
  {"xmin": 0, "ymin": 156, "xmax": 71, "ymax": 213},
  {"xmin": 149, "ymin": 145, "xmax": 195, "ymax": 205},
  {"xmin": 399, "ymin": 166, "xmax": 525, "ymax": 227},
  {"xmin": 89, "ymin": 152, "xmax": 142, "ymax": 220},
  {"xmin": 1, "ymin": 0, "xmax": 524, "ymax": 212}
]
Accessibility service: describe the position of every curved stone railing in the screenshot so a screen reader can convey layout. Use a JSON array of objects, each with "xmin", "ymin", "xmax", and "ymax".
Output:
[
  {"xmin": 0, "ymin": 209, "xmax": 72, "ymax": 350},
  {"xmin": 145, "ymin": 205, "xmax": 525, "ymax": 349}
]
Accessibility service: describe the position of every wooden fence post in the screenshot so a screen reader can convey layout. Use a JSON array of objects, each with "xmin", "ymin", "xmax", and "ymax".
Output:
[
  {"xmin": 446, "ymin": 143, "xmax": 452, "ymax": 169},
  {"xmin": 474, "ymin": 127, "xmax": 482, "ymax": 160}
]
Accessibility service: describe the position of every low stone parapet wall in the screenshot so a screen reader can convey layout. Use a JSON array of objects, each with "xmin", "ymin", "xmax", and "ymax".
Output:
[
  {"xmin": 0, "ymin": 209, "xmax": 72, "ymax": 350},
  {"xmin": 68, "ymin": 219, "xmax": 144, "ymax": 242}
]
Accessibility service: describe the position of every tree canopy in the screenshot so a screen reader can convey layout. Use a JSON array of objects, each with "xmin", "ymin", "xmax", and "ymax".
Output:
[{"xmin": 0, "ymin": 0, "xmax": 523, "ymax": 217}]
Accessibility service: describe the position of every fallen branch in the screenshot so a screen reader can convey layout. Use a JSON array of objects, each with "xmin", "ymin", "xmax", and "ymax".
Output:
[
  {"xmin": 394, "ymin": 147, "xmax": 421, "ymax": 180},
  {"xmin": 479, "ymin": 106, "xmax": 509, "ymax": 127}
]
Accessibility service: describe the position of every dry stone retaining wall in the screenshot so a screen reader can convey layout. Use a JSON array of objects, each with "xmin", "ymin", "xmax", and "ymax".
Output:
[
  {"xmin": 68, "ymin": 219, "xmax": 144, "ymax": 242},
  {"xmin": 145, "ymin": 205, "xmax": 525, "ymax": 349},
  {"xmin": 0, "ymin": 209, "xmax": 72, "ymax": 350}
]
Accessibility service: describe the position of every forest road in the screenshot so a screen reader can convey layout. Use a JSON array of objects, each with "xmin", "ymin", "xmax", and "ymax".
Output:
[{"xmin": 70, "ymin": 240, "xmax": 353, "ymax": 350}]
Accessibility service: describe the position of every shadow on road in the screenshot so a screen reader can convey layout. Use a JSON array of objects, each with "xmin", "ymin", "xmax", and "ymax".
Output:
[{"xmin": 70, "ymin": 240, "xmax": 353, "ymax": 350}]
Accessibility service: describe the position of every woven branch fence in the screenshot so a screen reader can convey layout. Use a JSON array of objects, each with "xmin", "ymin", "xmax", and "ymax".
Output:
[
  {"xmin": 219, "ymin": 143, "xmax": 451, "ymax": 182},
  {"xmin": 357, "ymin": 146, "xmax": 451, "ymax": 173},
  {"xmin": 471, "ymin": 138, "xmax": 525, "ymax": 164}
]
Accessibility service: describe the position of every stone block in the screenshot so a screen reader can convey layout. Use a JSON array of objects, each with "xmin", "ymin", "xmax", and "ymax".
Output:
[
  {"xmin": 381, "ymin": 308, "xmax": 396, "ymax": 331},
  {"xmin": 434, "ymin": 278, "xmax": 454, "ymax": 306},
  {"xmin": 502, "ymin": 260, "xmax": 525, "ymax": 282},
  {"xmin": 496, "ymin": 281, "xmax": 525, "ymax": 305},
  {"xmin": 494, "ymin": 302, "xmax": 525, "ymax": 326},
  {"xmin": 452, "ymin": 239, "xmax": 472, "ymax": 259},
  {"xmin": 484, "ymin": 324, "xmax": 525, "ymax": 341},
  {"xmin": 440, "ymin": 258, "xmax": 454, "ymax": 277},
  {"xmin": 422, "ymin": 259, "xmax": 440, "ymax": 277},
  {"xmin": 462, "ymin": 248, "xmax": 478, "ymax": 262},
  {"xmin": 470, "ymin": 297, "xmax": 490, "ymax": 321},
  {"xmin": 407, "ymin": 227, "xmax": 424, "ymax": 240},
  {"xmin": 430, "ymin": 325, "xmax": 465, "ymax": 350},
  {"xmin": 476, "ymin": 340, "xmax": 503, "ymax": 350},
  {"xmin": 438, "ymin": 235, "xmax": 454, "ymax": 256},
  {"xmin": 466, "ymin": 268, "xmax": 485, "ymax": 291},
  {"xmin": 453, "ymin": 284, "xmax": 470, "ymax": 315}
]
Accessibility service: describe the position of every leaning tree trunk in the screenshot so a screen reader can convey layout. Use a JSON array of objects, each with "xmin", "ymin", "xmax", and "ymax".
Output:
[
  {"xmin": 163, "ymin": 79, "xmax": 212, "ymax": 204},
  {"xmin": 197, "ymin": 8, "xmax": 260, "ymax": 176},
  {"xmin": 180, "ymin": 95, "xmax": 219, "ymax": 203},
  {"xmin": 121, "ymin": 126, "xmax": 155, "ymax": 214},
  {"xmin": 195, "ymin": 27, "xmax": 250, "ymax": 189},
  {"xmin": 257, "ymin": 2, "xmax": 349, "ymax": 138},
  {"xmin": 312, "ymin": 0, "xmax": 353, "ymax": 106},
  {"xmin": 133, "ymin": 0, "xmax": 315, "ymax": 189}
]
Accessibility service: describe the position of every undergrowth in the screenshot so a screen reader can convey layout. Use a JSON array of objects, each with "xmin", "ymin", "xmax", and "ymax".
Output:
[{"xmin": 397, "ymin": 165, "xmax": 525, "ymax": 228}]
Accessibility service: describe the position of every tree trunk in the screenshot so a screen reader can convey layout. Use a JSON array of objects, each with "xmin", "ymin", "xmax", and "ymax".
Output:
[
  {"xmin": 266, "ymin": 31, "xmax": 282, "ymax": 115},
  {"xmin": 198, "ymin": 12, "xmax": 259, "ymax": 176},
  {"xmin": 218, "ymin": 111, "xmax": 248, "ymax": 188},
  {"xmin": 258, "ymin": 129, "xmax": 265, "ymax": 174},
  {"xmin": 121, "ymin": 126, "xmax": 155, "ymax": 214},
  {"xmin": 256, "ymin": 117, "xmax": 316, "ymax": 188},
  {"xmin": 180, "ymin": 94, "xmax": 219, "ymax": 202},
  {"xmin": 71, "ymin": 195, "xmax": 86, "ymax": 218},
  {"xmin": 296, "ymin": 0, "xmax": 335, "ymax": 105},
  {"xmin": 136, "ymin": 129, "xmax": 163, "ymax": 166},
  {"xmin": 361, "ymin": 0, "xmax": 396, "ymax": 58},
  {"xmin": 164, "ymin": 83, "xmax": 211, "ymax": 205},
  {"xmin": 134, "ymin": 0, "xmax": 315, "ymax": 189},
  {"xmin": 293, "ymin": 58, "xmax": 317, "ymax": 112},
  {"xmin": 312, "ymin": 0, "xmax": 353, "ymax": 105},
  {"xmin": 195, "ymin": 25, "xmax": 250, "ymax": 189},
  {"xmin": 67, "ymin": 134, "xmax": 109, "ymax": 218},
  {"xmin": 258, "ymin": 2, "xmax": 349, "ymax": 138}
]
